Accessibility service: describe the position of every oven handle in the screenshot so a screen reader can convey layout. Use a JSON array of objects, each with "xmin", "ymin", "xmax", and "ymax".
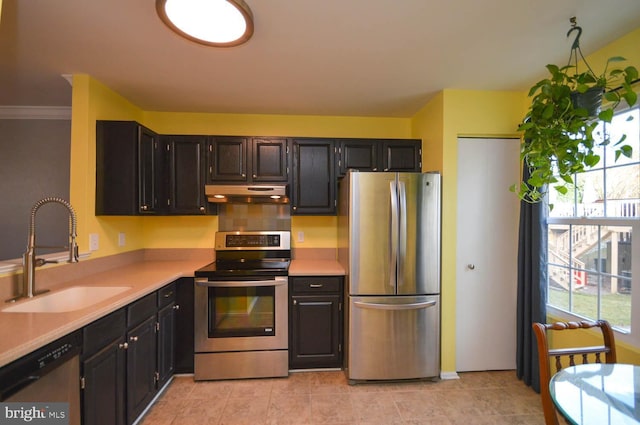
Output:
[{"xmin": 195, "ymin": 277, "xmax": 288, "ymax": 288}]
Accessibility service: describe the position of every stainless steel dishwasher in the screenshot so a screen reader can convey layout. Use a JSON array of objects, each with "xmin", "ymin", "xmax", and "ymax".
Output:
[{"xmin": 0, "ymin": 330, "xmax": 82, "ymax": 425}]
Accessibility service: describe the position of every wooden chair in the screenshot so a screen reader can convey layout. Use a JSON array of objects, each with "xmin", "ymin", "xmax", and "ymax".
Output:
[{"xmin": 532, "ymin": 320, "xmax": 617, "ymax": 425}]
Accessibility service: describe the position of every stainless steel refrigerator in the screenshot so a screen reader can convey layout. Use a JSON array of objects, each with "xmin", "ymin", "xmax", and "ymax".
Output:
[{"xmin": 338, "ymin": 171, "xmax": 441, "ymax": 382}]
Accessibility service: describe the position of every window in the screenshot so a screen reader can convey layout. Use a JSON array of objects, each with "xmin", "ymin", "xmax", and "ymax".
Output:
[{"xmin": 546, "ymin": 106, "xmax": 640, "ymax": 342}]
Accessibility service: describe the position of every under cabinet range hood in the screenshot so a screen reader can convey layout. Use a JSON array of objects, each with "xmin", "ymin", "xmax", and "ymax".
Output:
[{"xmin": 205, "ymin": 184, "xmax": 290, "ymax": 204}]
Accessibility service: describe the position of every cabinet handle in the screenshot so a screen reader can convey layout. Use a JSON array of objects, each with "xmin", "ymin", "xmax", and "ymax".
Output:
[
  {"xmin": 164, "ymin": 291, "xmax": 174, "ymax": 298},
  {"xmin": 141, "ymin": 205, "xmax": 148, "ymax": 211},
  {"xmin": 252, "ymin": 174, "xmax": 257, "ymax": 178},
  {"xmin": 173, "ymin": 304, "xmax": 180, "ymax": 310},
  {"xmin": 119, "ymin": 342, "xmax": 128, "ymax": 350},
  {"xmin": 129, "ymin": 336, "xmax": 138, "ymax": 342},
  {"xmin": 242, "ymin": 173, "xmax": 246, "ymax": 178},
  {"xmin": 309, "ymin": 284, "xmax": 324, "ymax": 288},
  {"xmin": 293, "ymin": 299, "xmax": 297, "ymax": 305},
  {"xmin": 199, "ymin": 206, "xmax": 205, "ymax": 212}
]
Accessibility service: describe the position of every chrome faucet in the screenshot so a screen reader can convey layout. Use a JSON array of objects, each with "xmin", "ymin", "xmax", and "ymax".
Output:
[{"xmin": 10, "ymin": 197, "xmax": 79, "ymax": 302}]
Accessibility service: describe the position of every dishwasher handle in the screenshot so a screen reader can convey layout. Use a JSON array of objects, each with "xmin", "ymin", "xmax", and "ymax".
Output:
[
  {"xmin": 195, "ymin": 277, "xmax": 288, "ymax": 288},
  {"xmin": 353, "ymin": 300, "xmax": 437, "ymax": 311}
]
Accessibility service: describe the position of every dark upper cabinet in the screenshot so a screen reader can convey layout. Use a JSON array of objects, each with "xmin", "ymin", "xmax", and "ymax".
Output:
[
  {"xmin": 337, "ymin": 138, "xmax": 422, "ymax": 176},
  {"xmin": 291, "ymin": 138, "xmax": 336, "ymax": 215},
  {"xmin": 337, "ymin": 139, "xmax": 379, "ymax": 174},
  {"xmin": 381, "ymin": 139, "xmax": 422, "ymax": 172},
  {"xmin": 207, "ymin": 136, "xmax": 289, "ymax": 184},
  {"xmin": 251, "ymin": 138, "xmax": 289, "ymax": 182},
  {"xmin": 96, "ymin": 121, "xmax": 161, "ymax": 215},
  {"xmin": 207, "ymin": 136, "xmax": 249, "ymax": 182},
  {"xmin": 162, "ymin": 135, "xmax": 208, "ymax": 214}
]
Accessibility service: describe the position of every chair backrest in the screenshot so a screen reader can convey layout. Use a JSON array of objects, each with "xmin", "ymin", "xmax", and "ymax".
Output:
[{"xmin": 532, "ymin": 320, "xmax": 617, "ymax": 425}]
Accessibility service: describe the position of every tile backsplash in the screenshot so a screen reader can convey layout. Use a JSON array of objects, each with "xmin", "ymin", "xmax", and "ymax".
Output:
[{"xmin": 218, "ymin": 204, "xmax": 291, "ymax": 231}]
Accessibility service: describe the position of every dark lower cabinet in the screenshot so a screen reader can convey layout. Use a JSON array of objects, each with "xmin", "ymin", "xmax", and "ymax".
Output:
[
  {"xmin": 174, "ymin": 277, "xmax": 194, "ymax": 374},
  {"xmin": 126, "ymin": 315, "xmax": 157, "ymax": 425},
  {"xmin": 289, "ymin": 276, "xmax": 343, "ymax": 369},
  {"xmin": 81, "ymin": 282, "xmax": 179, "ymax": 425},
  {"xmin": 82, "ymin": 335, "xmax": 126, "ymax": 425}
]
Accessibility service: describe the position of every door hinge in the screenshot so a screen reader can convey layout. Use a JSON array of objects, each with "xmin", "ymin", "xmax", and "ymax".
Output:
[
  {"xmin": 80, "ymin": 377, "xmax": 85, "ymax": 390},
  {"xmin": 154, "ymin": 372, "xmax": 160, "ymax": 384},
  {"xmin": 339, "ymin": 343, "xmax": 342, "ymax": 353},
  {"xmin": 156, "ymin": 322, "xmax": 160, "ymax": 332},
  {"xmin": 339, "ymin": 302, "xmax": 342, "ymax": 312}
]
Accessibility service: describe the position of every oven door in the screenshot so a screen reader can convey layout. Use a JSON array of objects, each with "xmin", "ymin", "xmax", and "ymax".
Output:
[{"xmin": 194, "ymin": 276, "xmax": 288, "ymax": 353}]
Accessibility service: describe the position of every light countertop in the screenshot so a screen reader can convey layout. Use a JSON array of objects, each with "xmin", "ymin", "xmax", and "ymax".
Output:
[
  {"xmin": 0, "ymin": 257, "xmax": 345, "ymax": 369},
  {"xmin": 289, "ymin": 260, "xmax": 345, "ymax": 276},
  {"xmin": 0, "ymin": 259, "xmax": 204, "ymax": 368}
]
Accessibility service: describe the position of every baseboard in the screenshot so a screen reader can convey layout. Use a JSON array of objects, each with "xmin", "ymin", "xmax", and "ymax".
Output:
[{"xmin": 440, "ymin": 371, "xmax": 460, "ymax": 380}]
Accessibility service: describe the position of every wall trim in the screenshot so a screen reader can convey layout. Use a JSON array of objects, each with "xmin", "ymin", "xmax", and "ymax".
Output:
[
  {"xmin": 0, "ymin": 105, "xmax": 71, "ymax": 120},
  {"xmin": 440, "ymin": 371, "xmax": 460, "ymax": 380}
]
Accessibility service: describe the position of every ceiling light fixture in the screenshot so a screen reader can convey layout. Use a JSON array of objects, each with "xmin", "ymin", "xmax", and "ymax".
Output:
[{"xmin": 156, "ymin": 0, "xmax": 254, "ymax": 47}]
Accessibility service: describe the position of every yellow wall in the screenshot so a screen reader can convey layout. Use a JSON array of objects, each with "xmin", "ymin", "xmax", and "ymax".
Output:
[
  {"xmin": 70, "ymin": 75, "xmax": 146, "ymax": 257},
  {"xmin": 64, "ymin": 26, "xmax": 640, "ymax": 375},
  {"xmin": 411, "ymin": 89, "xmax": 528, "ymax": 375},
  {"xmin": 69, "ymin": 79, "xmax": 412, "ymax": 258}
]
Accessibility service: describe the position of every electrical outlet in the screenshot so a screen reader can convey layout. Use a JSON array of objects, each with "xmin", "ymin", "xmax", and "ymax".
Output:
[
  {"xmin": 297, "ymin": 231, "xmax": 304, "ymax": 243},
  {"xmin": 89, "ymin": 233, "xmax": 99, "ymax": 251},
  {"xmin": 118, "ymin": 232, "xmax": 126, "ymax": 247}
]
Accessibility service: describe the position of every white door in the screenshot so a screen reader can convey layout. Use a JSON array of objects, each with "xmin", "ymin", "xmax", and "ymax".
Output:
[{"xmin": 455, "ymin": 137, "xmax": 520, "ymax": 372}]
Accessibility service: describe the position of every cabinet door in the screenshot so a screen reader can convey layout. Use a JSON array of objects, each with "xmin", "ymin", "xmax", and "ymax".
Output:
[
  {"xmin": 96, "ymin": 121, "xmax": 159, "ymax": 215},
  {"xmin": 290, "ymin": 294, "xmax": 342, "ymax": 369},
  {"xmin": 381, "ymin": 139, "xmax": 422, "ymax": 172},
  {"xmin": 251, "ymin": 138, "xmax": 289, "ymax": 182},
  {"xmin": 138, "ymin": 126, "xmax": 160, "ymax": 213},
  {"xmin": 337, "ymin": 139, "xmax": 379, "ymax": 176},
  {"xmin": 165, "ymin": 136, "xmax": 207, "ymax": 214},
  {"xmin": 174, "ymin": 277, "xmax": 194, "ymax": 374},
  {"xmin": 207, "ymin": 136, "xmax": 249, "ymax": 182},
  {"xmin": 126, "ymin": 316, "xmax": 157, "ymax": 425},
  {"xmin": 82, "ymin": 338, "xmax": 126, "ymax": 425},
  {"xmin": 157, "ymin": 303, "xmax": 176, "ymax": 388},
  {"xmin": 291, "ymin": 138, "xmax": 336, "ymax": 215}
]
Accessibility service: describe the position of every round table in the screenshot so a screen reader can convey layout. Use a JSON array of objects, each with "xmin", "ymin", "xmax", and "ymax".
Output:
[{"xmin": 550, "ymin": 363, "xmax": 640, "ymax": 425}]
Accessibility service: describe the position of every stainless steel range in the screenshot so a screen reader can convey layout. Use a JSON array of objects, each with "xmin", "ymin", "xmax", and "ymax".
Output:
[{"xmin": 194, "ymin": 231, "xmax": 290, "ymax": 380}]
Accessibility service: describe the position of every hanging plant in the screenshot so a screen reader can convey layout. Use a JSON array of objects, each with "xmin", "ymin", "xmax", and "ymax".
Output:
[{"xmin": 512, "ymin": 19, "xmax": 638, "ymax": 204}]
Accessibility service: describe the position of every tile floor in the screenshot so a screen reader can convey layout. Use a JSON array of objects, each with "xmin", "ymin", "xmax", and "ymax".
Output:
[{"xmin": 140, "ymin": 370, "xmax": 545, "ymax": 425}]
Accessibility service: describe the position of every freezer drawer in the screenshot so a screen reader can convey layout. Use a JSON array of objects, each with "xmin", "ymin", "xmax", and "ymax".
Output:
[{"xmin": 346, "ymin": 295, "xmax": 440, "ymax": 381}]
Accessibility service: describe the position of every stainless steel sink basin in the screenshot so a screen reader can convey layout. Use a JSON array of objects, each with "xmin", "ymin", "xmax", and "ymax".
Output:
[{"xmin": 2, "ymin": 286, "xmax": 131, "ymax": 313}]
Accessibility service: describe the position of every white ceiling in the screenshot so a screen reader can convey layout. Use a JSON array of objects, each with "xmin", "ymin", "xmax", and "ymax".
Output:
[{"xmin": 1, "ymin": 0, "xmax": 640, "ymax": 117}]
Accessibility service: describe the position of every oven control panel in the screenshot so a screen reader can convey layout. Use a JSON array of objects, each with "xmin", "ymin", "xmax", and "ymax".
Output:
[{"xmin": 215, "ymin": 231, "xmax": 291, "ymax": 250}]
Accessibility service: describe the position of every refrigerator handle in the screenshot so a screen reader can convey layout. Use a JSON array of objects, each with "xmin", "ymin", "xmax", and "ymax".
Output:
[
  {"xmin": 398, "ymin": 180, "xmax": 407, "ymax": 287},
  {"xmin": 353, "ymin": 300, "xmax": 437, "ymax": 310},
  {"xmin": 389, "ymin": 180, "xmax": 399, "ymax": 290}
]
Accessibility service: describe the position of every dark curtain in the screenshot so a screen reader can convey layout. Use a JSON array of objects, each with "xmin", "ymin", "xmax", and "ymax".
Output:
[{"xmin": 516, "ymin": 165, "xmax": 548, "ymax": 393}]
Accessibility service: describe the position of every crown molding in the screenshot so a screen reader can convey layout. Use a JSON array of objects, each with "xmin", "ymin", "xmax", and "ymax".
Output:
[{"xmin": 0, "ymin": 106, "xmax": 71, "ymax": 120}]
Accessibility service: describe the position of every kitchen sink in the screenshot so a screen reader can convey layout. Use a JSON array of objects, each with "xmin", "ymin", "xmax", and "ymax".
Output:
[{"xmin": 2, "ymin": 286, "xmax": 131, "ymax": 313}]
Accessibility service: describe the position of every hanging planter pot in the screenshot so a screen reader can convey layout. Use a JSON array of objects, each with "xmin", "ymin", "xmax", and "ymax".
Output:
[
  {"xmin": 571, "ymin": 86, "xmax": 604, "ymax": 118},
  {"xmin": 512, "ymin": 18, "xmax": 639, "ymax": 205}
]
